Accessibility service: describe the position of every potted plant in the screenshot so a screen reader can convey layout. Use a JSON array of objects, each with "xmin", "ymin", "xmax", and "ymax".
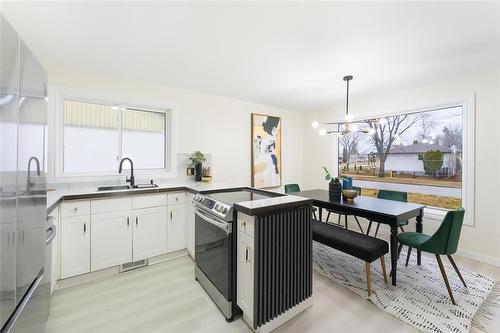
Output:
[
  {"xmin": 323, "ymin": 166, "xmax": 347, "ymax": 201},
  {"xmin": 189, "ymin": 151, "xmax": 207, "ymax": 182}
]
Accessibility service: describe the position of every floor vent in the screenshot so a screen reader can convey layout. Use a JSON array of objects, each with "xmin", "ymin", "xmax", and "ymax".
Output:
[{"xmin": 121, "ymin": 259, "xmax": 147, "ymax": 272}]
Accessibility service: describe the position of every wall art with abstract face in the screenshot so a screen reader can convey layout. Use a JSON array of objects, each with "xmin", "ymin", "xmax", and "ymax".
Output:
[{"xmin": 251, "ymin": 113, "xmax": 281, "ymax": 188}]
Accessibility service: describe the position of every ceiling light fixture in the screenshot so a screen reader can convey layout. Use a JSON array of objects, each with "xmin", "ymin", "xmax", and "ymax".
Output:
[{"xmin": 311, "ymin": 75, "xmax": 384, "ymax": 136}]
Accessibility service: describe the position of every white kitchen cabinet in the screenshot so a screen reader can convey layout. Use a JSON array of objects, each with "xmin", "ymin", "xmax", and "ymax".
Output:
[
  {"xmin": 167, "ymin": 204, "xmax": 186, "ymax": 252},
  {"xmin": 61, "ymin": 201, "xmax": 90, "ymax": 218},
  {"xmin": 237, "ymin": 230, "xmax": 254, "ymax": 318},
  {"xmin": 132, "ymin": 194, "xmax": 167, "ymax": 210},
  {"xmin": 185, "ymin": 193, "xmax": 195, "ymax": 257},
  {"xmin": 92, "ymin": 197, "xmax": 132, "ymax": 214},
  {"xmin": 133, "ymin": 207, "xmax": 167, "ymax": 260},
  {"xmin": 60, "ymin": 215, "xmax": 90, "ymax": 279},
  {"xmin": 167, "ymin": 192, "xmax": 185, "ymax": 205},
  {"xmin": 91, "ymin": 211, "xmax": 133, "ymax": 271}
]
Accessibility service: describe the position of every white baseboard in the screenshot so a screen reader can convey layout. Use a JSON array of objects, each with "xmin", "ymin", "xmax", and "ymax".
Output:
[
  {"xmin": 455, "ymin": 249, "xmax": 500, "ymax": 267},
  {"xmin": 332, "ymin": 216, "xmax": 500, "ymax": 267}
]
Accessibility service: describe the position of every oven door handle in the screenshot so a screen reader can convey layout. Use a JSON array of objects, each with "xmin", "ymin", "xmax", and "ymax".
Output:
[{"xmin": 195, "ymin": 209, "xmax": 232, "ymax": 234}]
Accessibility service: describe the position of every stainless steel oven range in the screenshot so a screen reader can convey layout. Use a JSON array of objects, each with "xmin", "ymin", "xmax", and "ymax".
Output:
[{"xmin": 192, "ymin": 189, "xmax": 277, "ymax": 321}]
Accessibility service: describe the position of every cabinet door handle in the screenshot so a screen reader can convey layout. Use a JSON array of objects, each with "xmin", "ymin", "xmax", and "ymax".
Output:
[
  {"xmin": 83, "ymin": 223, "xmax": 86, "ymax": 233},
  {"xmin": 245, "ymin": 247, "xmax": 250, "ymax": 262},
  {"xmin": 136, "ymin": 217, "xmax": 138, "ymax": 226},
  {"xmin": 127, "ymin": 217, "xmax": 130, "ymax": 227},
  {"xmin": 170, "ymin": 211, "xmax": 173, "ymax": 220}
]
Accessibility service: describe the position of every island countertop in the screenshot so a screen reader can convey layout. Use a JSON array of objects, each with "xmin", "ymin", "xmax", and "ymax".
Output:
[{"xmin": 234, "ymin": 194, "xmax": 313, "ymax": 216}]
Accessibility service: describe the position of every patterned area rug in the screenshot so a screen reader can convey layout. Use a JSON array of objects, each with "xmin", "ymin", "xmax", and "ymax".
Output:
[{"xmin": 313, "ymin": 242, "xmax": 498, "ymax": 333}]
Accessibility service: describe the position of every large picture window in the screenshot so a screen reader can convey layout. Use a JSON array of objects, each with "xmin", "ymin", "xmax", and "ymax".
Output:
[
  {"xmin": 338, "ymin": 106, "xmax": 463, "ymax": 210},
  {"xmin": 63, "ymin": 100, "xmax": 167, "ymax": 173}
]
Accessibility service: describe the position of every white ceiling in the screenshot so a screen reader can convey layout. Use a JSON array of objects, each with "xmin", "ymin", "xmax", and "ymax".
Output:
[{"xmin": 2, "ymin": 1, "xmax": 499, "ymax": 111}]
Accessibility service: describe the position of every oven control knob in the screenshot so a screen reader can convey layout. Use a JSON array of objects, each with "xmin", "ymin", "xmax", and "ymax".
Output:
[{"xmin": 221, "ymin": 207, "xmax": 228, "ymax": 214}]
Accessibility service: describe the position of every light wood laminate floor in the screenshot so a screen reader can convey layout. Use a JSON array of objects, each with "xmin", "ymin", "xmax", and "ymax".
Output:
[{"xmin": 47, "ymin": 254, "xmax": 499, "ymax": 333}]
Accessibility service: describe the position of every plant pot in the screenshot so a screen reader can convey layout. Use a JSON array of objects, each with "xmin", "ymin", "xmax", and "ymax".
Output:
[
  {"xmin": 194, "ymin": 162, "xmax": 202, "ymax": 182},
  {"xmin": 329, "ymin": 179, "xmax": 342, "ymax": 201}
]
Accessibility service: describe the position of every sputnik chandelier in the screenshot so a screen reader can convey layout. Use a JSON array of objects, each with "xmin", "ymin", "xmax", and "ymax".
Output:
[{"xmin": 312, "ymin": 75, "xmax": 387, "ymax": 136}]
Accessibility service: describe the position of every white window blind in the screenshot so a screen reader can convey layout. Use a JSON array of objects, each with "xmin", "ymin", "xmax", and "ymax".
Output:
[{"xmin": 63, "ymin": 100, "xmax": 167, "ymax": 173}]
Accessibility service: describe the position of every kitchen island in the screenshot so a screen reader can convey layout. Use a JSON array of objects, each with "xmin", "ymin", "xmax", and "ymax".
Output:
[{"xmin": 234, "ymin": 195, "xmax": 314, "ymax": 332}]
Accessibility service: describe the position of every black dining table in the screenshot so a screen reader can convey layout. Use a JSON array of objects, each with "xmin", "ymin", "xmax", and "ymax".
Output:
[{"xmin": 296, "ymin": 189, "xmax": 425, "ymax": 286}]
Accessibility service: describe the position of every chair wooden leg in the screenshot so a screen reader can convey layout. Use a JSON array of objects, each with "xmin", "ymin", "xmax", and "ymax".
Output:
[
  {"xmin": 354, "ymin": 216, "xmax": 364, "ymax": 234},
  {"xmin": 374, "ymin": 222, "xmax": 381, "ymax": 237},
  {"xmin": 399, "ymin": 226, "xmax": 405, "ymax": 232},
  {"xmin": 398, "ymin": 243, "xmax": 404, "ymax": 259},
  {"xmin": 435, "ymin": 255, "xmax": 457, "ymax": 305},
  {"xmin": 447, "ymin": 255, "xmax": 467, "ymax": 288},
  {"xmin": 337, "ymin": 214, "xmax": 342, "ymax": 226},
  {"xmin": 344, "ymin": 215, "xmax": 348, "ymax": 230},
  {"xmin": 313, "ymin": 211, "xmax": 317, "ymax": 220},
  {"xmin": 405, "ymin": 247, "xmax": 412, "ymax": 266},
  {"xmin": 365, "ymin": 262, "xmax": 372, "ymax": 297},
  {"xmin": 380, "ymin": 256, "xmax": 388, "ymax": 284},
  {"xmin": 366, "ymin": 221, "xmax": 373, "ymax": 235},
  {"xmin": 326, "ymin": 211, "xmax": 330, "ymax": 223}
]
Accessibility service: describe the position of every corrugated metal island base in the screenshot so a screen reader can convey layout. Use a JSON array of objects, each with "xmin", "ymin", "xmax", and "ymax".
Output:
[{"xmin": 234, "ymin": 196, "xmax": 314, "ymax": 332}]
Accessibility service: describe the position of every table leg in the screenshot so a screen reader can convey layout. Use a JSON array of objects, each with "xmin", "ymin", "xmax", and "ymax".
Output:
[
  {"xmin": 390, "ymin": 224, "xmax": 398, "ymax": 286},
  {"xmin": 416, "ymin": 211, "xmax": 423, "ymax": 265},
  {"xmin": 319, "ymin": 207, "xmax": 323, "ymax": 222}
]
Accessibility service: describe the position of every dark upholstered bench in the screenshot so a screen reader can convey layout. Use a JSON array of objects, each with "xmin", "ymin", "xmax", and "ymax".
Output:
[{"xmin": 312, "ymin": 219, "xmax": 389, "ymax": 296}]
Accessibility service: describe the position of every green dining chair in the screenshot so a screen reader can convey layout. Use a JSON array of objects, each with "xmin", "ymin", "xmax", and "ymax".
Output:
[
  {"xmin": 366, "ymin": 190, "xmax": 409, "ymax": 237},
  {"xmin": 398, "ymin": 208, "xmax": 466, "ymax": 305},
  {"xmin": 284, "ymin": 183, "xmax": 318, "ymax": 220},
  {"xmin": 325, "ymin": 186, "xmax": 364, "ymax": 233}
]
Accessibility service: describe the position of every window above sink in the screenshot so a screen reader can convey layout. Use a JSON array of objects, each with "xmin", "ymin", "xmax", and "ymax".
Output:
[{"xmin": 52, "ymin": 93, "xmax": 173, "ymax": 180}]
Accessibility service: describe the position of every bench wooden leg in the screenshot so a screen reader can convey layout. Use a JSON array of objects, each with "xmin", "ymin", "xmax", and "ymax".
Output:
[
  {"xmin": 380, "ymin": 256, "xmax": 388, "ymax": 284},
  {"xmin": 365, "ymin": 262, "xmax": 371, "ymax": 297},
  {"xmin": 344, "ymin": 215, "xmax": 348, "ymax": 230},
  {"xmin": 337, "ymin": 214, "xmax": 341, "ymax": 226},
  {"xmin": 326, "ymin": 211, "xmax": 331, "ymax": 222}
]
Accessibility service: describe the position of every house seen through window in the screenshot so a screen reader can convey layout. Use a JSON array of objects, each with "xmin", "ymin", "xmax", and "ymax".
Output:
[{"xmin": 338, "ymin": 106, "xmax": 463, "ymax": 210}]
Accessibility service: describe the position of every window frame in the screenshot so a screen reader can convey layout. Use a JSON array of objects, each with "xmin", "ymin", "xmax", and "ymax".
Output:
[
  {"xmin": 54, "ymin": 92, "xmax": 172, "ymax": 179},
  {"xmin": 331, "ymin": 94, "xmax": 475, "ymax": 226}
]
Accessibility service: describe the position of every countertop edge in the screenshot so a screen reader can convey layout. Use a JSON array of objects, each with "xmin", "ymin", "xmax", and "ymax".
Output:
[
  {"xmin": 234, "ymin": 196, "xmax": 313, "ymax": 216},
  {"xmin": 46, "ymin": 185, "xmax": 283, "ymax": 215}
]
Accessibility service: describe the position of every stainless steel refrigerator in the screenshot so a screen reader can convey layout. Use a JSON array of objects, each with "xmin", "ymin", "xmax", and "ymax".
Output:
[{"xmin": 1, "ymin": 14, "xmax": 53, "ymax": 333}]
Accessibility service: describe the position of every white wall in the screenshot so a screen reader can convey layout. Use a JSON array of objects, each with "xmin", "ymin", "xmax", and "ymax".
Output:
[
  {"xmin": 301, "ymin": 68, "xmax": 500, "ymax": 264},
  {"xmin": 47, "ymin": 69, "xmax": 303, "ymax": 190}
]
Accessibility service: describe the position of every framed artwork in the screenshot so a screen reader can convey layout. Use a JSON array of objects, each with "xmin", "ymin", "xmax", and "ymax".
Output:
[{"xmin": 251, "ymin": 113, "xmax": 282, "ymax": 188}]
